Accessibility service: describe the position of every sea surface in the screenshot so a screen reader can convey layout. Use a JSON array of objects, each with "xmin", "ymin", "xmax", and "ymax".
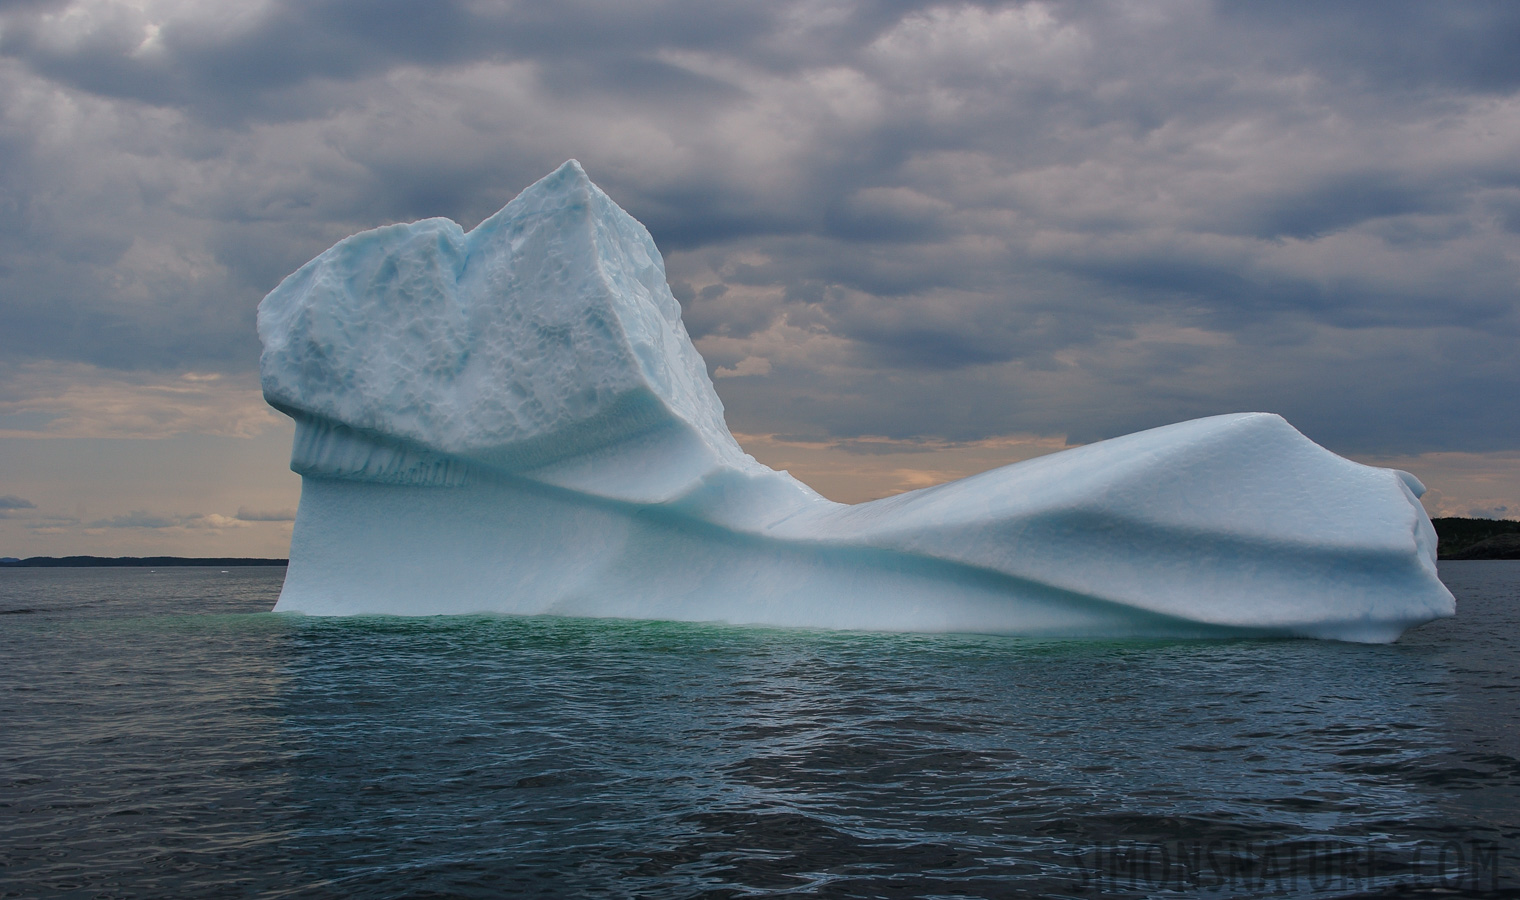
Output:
[{"xmin": 1, "ymin": 564, "xmax": 1517, "ymax": 899}]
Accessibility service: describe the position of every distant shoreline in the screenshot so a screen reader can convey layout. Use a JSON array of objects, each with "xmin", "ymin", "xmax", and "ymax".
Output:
[
  {"xmin": 2, "ymin": 518, "xmax": 1515, "ymax": 566},
  {"xmin": 0, "ymin": 557, "xmax": 287, "ymax": 567},
  {"xmin": 1433, "ymin": 517, "xmax": 1520, "ymax": 560}
]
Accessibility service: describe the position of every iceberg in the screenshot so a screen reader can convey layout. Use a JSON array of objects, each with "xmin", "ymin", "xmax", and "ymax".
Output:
[{"xmin": 259, "ymin": 160, "xmax": 1454, "ymax": 642}]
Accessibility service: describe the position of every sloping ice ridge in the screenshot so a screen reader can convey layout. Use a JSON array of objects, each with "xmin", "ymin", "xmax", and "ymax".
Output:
[{"xmin": 259, "ymin": 160, "xmax": 1455, "ymax": 642}]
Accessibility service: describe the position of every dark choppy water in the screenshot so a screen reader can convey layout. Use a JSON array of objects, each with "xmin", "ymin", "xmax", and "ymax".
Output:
[{"xmin": 2, "ymin": 564, "xmax": 1517, "ymax": 899}]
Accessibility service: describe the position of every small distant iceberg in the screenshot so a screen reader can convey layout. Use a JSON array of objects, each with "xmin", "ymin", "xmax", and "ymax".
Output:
[{"xmin": 259, "ymin": 161, "xmax": 1454, "ymax": 642}]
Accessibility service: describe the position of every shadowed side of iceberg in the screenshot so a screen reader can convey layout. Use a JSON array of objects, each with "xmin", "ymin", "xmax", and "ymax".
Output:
[{"xmin": 274, "ymin": 469, "xmax": 1297, "ymax": 639}]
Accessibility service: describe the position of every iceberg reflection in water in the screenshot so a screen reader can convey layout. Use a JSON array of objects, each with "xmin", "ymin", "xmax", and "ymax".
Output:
[{"xmin": 259, "ymin": 161, "xmax": 1452, "ymax": 640}]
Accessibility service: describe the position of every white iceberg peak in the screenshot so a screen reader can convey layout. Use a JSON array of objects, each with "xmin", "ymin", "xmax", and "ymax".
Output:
[
  {"xmin": 259, "ymin": 158, "xmax": 756, "ymax": 501},
  {"xmin": 260, "ymin": 162, "xmax": 1454, "ymax": 642}
]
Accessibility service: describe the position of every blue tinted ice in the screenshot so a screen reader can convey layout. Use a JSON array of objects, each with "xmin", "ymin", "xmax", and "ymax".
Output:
[{"xmin": 259, "ymin": 161, "xmax": 1453, "ymax": 642}]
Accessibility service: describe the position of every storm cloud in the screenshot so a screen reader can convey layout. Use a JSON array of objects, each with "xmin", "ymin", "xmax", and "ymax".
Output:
[{"xmin": 1, "ymin": 0, "xmax": 1517, "ymax": 461}]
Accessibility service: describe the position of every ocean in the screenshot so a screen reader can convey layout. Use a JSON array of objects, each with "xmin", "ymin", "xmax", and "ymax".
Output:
[{"xmin": 2, "ymin": 563, "xmax": 1516, "ymax": 898}]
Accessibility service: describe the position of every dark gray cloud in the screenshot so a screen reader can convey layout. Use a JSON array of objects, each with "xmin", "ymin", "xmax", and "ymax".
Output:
[
  {"xmin": 1468, "ymin": 505, "xmax": 1512, "ymax": 520},
  {"xmin": 1215, "ymin": 1, "xmax": 1520, "ymax": 95},
  {"xmin": 0, "ymin": 494, "xmax": 36, "ymax": 510},
  {"xmin": 0, "ymin": 1, "xmax": 792, "ymax": 122},
  {"xmin": 0, "ymin": 0, "xmax": 1516, "ymax": 459}
]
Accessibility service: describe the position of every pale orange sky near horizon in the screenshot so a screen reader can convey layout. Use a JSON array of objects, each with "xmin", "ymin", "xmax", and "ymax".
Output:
[{"xmin": 1, "ymin": 371, "xmax": 1515, "ymax": 558}]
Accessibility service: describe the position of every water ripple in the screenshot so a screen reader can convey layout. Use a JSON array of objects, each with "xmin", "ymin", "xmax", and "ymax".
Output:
[{"xmin": 1, "ymin": 563, "xmax": 1517, "ymax": 897}]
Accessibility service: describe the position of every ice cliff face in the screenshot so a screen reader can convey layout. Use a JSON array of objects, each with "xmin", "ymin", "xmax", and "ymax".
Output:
[
  {"xmin": 260, "ymin": 160, "xmax": 796, "ymax": 506},
  {"xmin": 259, "ymin": 161, "xmax": 1455, "ymax": 642}
]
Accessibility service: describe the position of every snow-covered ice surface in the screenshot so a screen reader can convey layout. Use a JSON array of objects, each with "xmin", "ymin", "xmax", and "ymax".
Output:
[{"xmin": 259, "ymin": 161, "xmax": 1454, "ymax": 642}]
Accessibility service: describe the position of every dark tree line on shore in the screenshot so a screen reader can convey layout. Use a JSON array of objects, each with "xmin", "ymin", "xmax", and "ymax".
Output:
[{"xmin": 1433, "ymin": 518, "xmax": 1520, "ymax": 560}]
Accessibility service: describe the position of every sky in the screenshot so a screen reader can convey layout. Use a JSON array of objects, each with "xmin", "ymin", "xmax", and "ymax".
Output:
[{"xmin": 1, "ymin": 0, "xmax": 1518, "ymax": 557}]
